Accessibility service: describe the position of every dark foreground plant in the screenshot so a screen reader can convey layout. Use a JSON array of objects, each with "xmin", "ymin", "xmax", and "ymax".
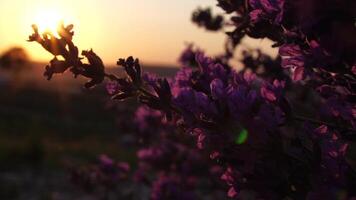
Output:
[{"xmin": 29, "ymin": 0, "xmax": 356, "ymax": 199}]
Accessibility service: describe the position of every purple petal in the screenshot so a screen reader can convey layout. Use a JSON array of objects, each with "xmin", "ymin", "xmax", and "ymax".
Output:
[
  {"xmin": 106, "ymin": 81, "xmax": 119, "ymax": 95},
  {"xmin": 314, "ymin": 125, "xmax": 328, "ymax": 135},
  {"xmin": 210, "ymin": 78, "xmax": 225, "ymax": 100},
  {"xmin": 292, "ymin": 66, "xmax": 304, "ymax": 81},
  {"xmin": 249, "ymin": 0, "xmax": 261, "ymax": 9},
  {"xmin": 227, "ymin": 187, "xmax": 238, "ymax": 198},
  {"xmin": 260, "ymin": 0, "xmax": 278, "ymax": 13},
  {"xmin": 293, "ymin": 67, "xmax": 304, "ymax": 81},
  {"xmin": 249, "ymin": 9, "xmax": 264, "ymax": 23},
  {"xmin": 279, "ymin": 44, "xmax": 303, "ymax": 57},
  {"xmin": 352, "ymin": 65, "xmax": 356, "ymax": 75},
  {"xmin": 261, "ymin": 87, "xmax": 277, "ymax": 101}
]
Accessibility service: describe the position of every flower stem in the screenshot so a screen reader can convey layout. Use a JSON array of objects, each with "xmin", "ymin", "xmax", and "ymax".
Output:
[{"xmin": 294, "ymin": 115, "xmax": 356, "ymax": 132}]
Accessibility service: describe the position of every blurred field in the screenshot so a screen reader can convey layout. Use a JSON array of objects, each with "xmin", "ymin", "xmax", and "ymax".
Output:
[{"xmin": 0, "ymin": 62, "xmax": 177, "ymax": 199}]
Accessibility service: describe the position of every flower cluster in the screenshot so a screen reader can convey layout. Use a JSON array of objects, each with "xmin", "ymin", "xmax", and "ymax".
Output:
[
  {"xmin": 132, "ymin": 106, "xmax": 227, "ymax": 199},
  {"xmin": 28, "ymin": 23, "xmax": 105, "ymax": 88},
  {"xmin": 29, "ymin": 0, "xmax": 356, "ymax": 199},
  {"xmin": 192, "ymin": 7, "xmax": 224, "ymax": 31},
  {"xmin": 70, "ymin": 154, "xmax": 130, "ymax": 192}
]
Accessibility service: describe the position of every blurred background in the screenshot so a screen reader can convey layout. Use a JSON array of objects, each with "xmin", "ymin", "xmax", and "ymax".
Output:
[
  {"xmin": 0, "ymin": 0, "xmax": 276, "ymax": 199},
  {"xmin": 0, "ymin": 0, "xmax": 225, "ymax": 66}
]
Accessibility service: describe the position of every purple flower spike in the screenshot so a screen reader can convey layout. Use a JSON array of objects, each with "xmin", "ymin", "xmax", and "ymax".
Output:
[
  {"xmin": 249, "ymin": 0, "xmax": 285, "ymax": 24},
  {"xmin": 106, "ymin": 81, "xmax": 119, "ymax": 95},
  {"xmin": 210, "ymin": 78, "xmax": 225, "ymax": 100}
]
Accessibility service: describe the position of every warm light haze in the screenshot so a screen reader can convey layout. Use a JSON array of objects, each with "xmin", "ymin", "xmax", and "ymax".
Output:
[
  {"xmin": 0, "ymin": 0, "xmax": 276, "ymax": 66},
  {"xmin": 33, "ymin": 9, "xmax": 63, "ymax": 34},
  {"xmin": 0, "ymin": 0, "xmax": 226, "ymax": 66}
]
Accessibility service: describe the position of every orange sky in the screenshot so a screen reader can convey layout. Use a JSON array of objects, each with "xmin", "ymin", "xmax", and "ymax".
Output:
[{"xmin": 0, "ymin": 0, "xmax": 276, "ymax": 66}]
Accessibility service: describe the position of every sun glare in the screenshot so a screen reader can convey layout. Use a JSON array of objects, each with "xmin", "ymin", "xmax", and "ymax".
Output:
[{"xmin": 34, "ymin": 10, "xmax": 62, "ymax": 34}]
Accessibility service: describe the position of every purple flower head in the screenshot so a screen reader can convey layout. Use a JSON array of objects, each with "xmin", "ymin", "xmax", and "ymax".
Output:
[
  {"xmin": 106, "ymin": 77, "xmax": 136, "ymax": 101},
  {"xmin": 192, "ymin": 7, "xmax": 224, "ymax": 31},
  {"xmin": 194, "ymin": 128, "xmax": 207, "ymax": 149},
  {"xmin": 137, "ymin": 141, "xmax": 181, "ymax": 169},
  {"xmin": 210, "ymin": 78, "xmax": 225, "ymax": 100},
  {"xmin": 279, "ymin": 44, "xmax": 306, "ymax": 81},
  {"xmin": 173, "ymin": 87, "xmax": 217, "ymax": 119},
  {"xmin": 71, "ymin": 155, "xmax": 130, "ymax": 191},
  {"xmin": 210, "ymin": 151, "xmax": 220, "ymax": 160},
  {"xmin": 195, "ymin": 91, "xmax": 217, "ymax": 115},
  {"xmin": 221, "ymin": 167, "xmax": 238, "ymax": 185},
  {"xmin": 320, "ymin": 139, "xmax": 349, "ymax": 184},
  {"xmin": 220, "ymin": 167, "xmax": 241, "ymax": 198},
  {"xmin": 227, "ymin": 84, "xmax": 259, "ymax": 120},
  {"xmin": 137, "ymin": 77, "xmax": 173, "ymax": 120},
  {"xmin": 137, "ymin": 148, "xmax": 162, "ymax": 162},
  {"xmin": 197, "ymin": 133, "xmax": 206, "ymax": 149},
  {"xmin": 151, "ymin": 175, "xmax": 195, "ymax": 200},
  {"xmin": 314, "ymin": 125, "xmax": 328, "ymax": 137},
  {"xmin": 196, "ymin": 52, "xmax": 213, "ymax": 71},
  {"xmin": 249, "ymin": 0, "xmax": 285, "ymax": 24},
  {"xmin": 279, "ymin": 40, "xmax": 338, "ymax": 81},
  {"xmin": 302, "ymin": 123, "xmax": 350, "ymax": 186},
  {"xmin": 261, "ymin": 85, "xmax": 277, "ymax": 102},
  {"xmin": 178, "ymin": 44, "xmax": 202, "ymax": 67},
  {"xmin": 320, "ymin": 97, "xmax": 356, "ymax": 127},
  {"xmin": 142, "ymin": 72, "xmax": 159, "ymax": 89},
  {"xmin": 106, "ymin": 81, "xmax": 119, "ymax": 95},
  {"xmin": 99, "ymin": 154, "xmax": 114, "ymax": 167},
  {"xmin": 227, "ymin": 187, "xmax": 238, "ymax": 198},
  {"xmin": 172, "ymin": 87, "xmax": 194, "ymax": 107},
  {"xmin": 243, "ymin": 71, "xmax": 257, "ymax": 83},
  {"xmin": 260, "ymin": 79, "xmax": 285, "ymax": 102},
  {"xmin": 195, "ymin": 52, "xmax": 228, "ymax": 82},
  {"xmin": 249, "ymin": 9, "xmax": 264, "ymax": 23},
  {"xmin": 231, "ymin": 71, "xmax": 257, "ymax": 89},
  {"xmin": 207, "ymin": 63, "xmax": 228, "ymax": 81},
  {"xmin": 279, "ymin": 44, "xmax": 303, "ymax": 58},
  {"xmin": 352, "ymin": 65, "xmax": 356, "ymax": 75},
  {"xmin": 117, "ymin": 162, "xmax": 130, "ymax": 173},
  {"xmin": 172, "ymin": 67, "xmax": 193, "ymax": 90},
  {"xmin": 117, "ymin": 56, "xmax": 142, "ymax": 85},
  {"xmin": 134, "ymin": 106, "xmax": 163, "ymax": 133}
]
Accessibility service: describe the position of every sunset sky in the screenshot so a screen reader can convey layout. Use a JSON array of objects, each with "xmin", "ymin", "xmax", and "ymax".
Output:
[{"xmin": 0, "ymin": 0, "xmax": 276, "ymax": 66}]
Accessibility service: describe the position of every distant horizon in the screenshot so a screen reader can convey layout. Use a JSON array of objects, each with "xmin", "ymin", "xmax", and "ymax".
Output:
[{"xmin": 26, "ymin": 59, "xmax": 180, "ymax": 68}]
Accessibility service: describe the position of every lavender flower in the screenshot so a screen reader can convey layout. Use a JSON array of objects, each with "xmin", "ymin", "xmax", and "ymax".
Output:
[
  {"xmin": 151, "ymin": 175, "xmax": 196, "ymax": 200},
  {"xmin": 249, "ymin": 0, "xmax": 285, "ymax": 24}
]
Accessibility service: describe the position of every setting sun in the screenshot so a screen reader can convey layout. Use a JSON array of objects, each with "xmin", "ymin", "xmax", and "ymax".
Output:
[{"xmin": 33, "ymin": 10, "xmax": 62, "ymax": 34}]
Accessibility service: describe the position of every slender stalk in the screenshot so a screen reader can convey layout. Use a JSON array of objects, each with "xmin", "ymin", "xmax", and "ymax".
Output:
[{"xmin": 294, "ymin": 115, "xmax": 356, "ymax": 132}]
